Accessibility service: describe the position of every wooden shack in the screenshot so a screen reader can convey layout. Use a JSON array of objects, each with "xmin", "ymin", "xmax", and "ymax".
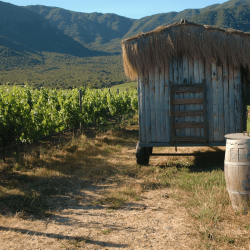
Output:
[{"xmin": 122, "ymin": 20, "xmax": 250, "ymax": 162}]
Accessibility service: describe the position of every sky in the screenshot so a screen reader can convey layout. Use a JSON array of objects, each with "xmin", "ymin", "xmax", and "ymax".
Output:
[{"xmin": 3, "ymin": 0, "xmax": 228, "ymax": 19}]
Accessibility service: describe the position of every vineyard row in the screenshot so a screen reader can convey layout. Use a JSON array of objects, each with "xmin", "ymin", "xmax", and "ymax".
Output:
[{"xmin": 0, "ymin": 86, "xmax": 138, "ymax": 148}]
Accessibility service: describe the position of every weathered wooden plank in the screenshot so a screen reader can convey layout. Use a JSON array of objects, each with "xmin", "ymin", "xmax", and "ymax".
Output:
[
  {"xmin": 178, "ymin": 57, "xmax": 185, "ymax": 136},
  {"xmin": 217, "ymin": 65, "xmax": 224, "ymax": 141},
  {"xmin": 223, "ymin": 63, "xmax": 229, "ymax": 136},
  {"xmin": 199, "ymin": 59, "xmax": 205, "ymax": 137},
  {"xmin": 172, "ymin": 136, "xmax": 205, "ymax": 142},
  {"xmin": 155, "ymin": 66, "xmax": 161, "ymax": 142},
  {"xmin": 194, "ymin": 59, "xmax": 201, "ymax": 137},
  {"xmin": 173, "ymin": 122, "xmax": 204, "ymax": 128},
  {"xmin": 172, "ymin": 87, "xmax": 203, "ymax": 93},
  {"xmin": 170, "ymin": 83, "xmax": 175, "ymax": 142},
  {"xmin": 229, "ymin": 64, "xmax": 235, "ymax": 133},
  {"xmin": 202, "ymin": 84, "xmax": 207, "ymax": 142},
  {"xmin": 165, "ymin": 61, "xmax": 171, "ymax": 142},
  {"xmin": 178, "ymin": 57, "xmax": 183, "ymax": 85},
  {"xmin": 149, "ymin": 70, "xmax": 156, "ymax": 142},
  {"xmin": 160, "ymin": 66, "xmax": 166, "ymax": 142},
  {"xmin": 138, "ymin": 73, "xmax": 146, "ymax": 142},
  {"xmin": 138, "ymin": 76, "xmax": 142, "ymax": 141},
  {"xmin": 141, "ymin": 77, "xmax": 146, "ymax": 142},
  {"xmin": 173, "ymin": 58, "xmax": 180, "ymax": 136},
  {"xmin": 173, "ymin": 110, "xmax": 204, "ymax": 116},
  {"xmin": 144, "ymin": 74, "xmax": 151, "ymax": 142},
  {"xmin": 173, "ymin": 98, "xmax": 204, "ymax": 105},
  {"xmin": 189, "ymin": 57, "xmax": 195, "ymax": 136},
  {"xmin": 242, "ymin": 76, "xmax": 248, "ymax": 131},
  {"xmin": 168, "ymin": 60, "xmax": 173, "ymax": 142},
  {"xmin": 199, "ymin": 59, "xmax": 205, "ymax": 81},
  {"xmin": 212, "ymin": 60, "xmax": 219, "ymax": 141},
  {"xmin": 205, "ymin": 61, "xmax": 213, "ymax": 142},
  {"xmin": 183, "ymin": 56, "xmax": 190, "ymax": 137},
  {"xmin": 234, "ymin": 67, "xmax": 243, "ymax": 133}
]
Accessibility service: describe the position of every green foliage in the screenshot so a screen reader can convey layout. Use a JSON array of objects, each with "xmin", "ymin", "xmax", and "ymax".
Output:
[
  {"xmin": 0, "ymin": 53, "xmax": 127, "ymax": 89},
  {"xmin": 0, "ymin": 86, "xmax": 138, "ymax": 147},
  {"xmin": 0, "ymin": 86, "xmax": 33, "ymax": 146},
  {"xmin": 110, "ymin": 82, "xmax": 137, "ymax": 92},
  {"xmin": 2, "ymin": 0, "xmax": 250, "ymax": 90},
  {"xmin": 190, "ymin": 3, "xmax": 250, "ymax": 31},
  {"xmin": 25, "ymin": 5, "xmax": 134, "ymax": 54}
]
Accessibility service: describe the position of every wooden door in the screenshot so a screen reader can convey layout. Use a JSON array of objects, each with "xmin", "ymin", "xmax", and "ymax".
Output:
[{"xmin": 170, "ymin": 83, "xmax": 207, "ymax": 143}]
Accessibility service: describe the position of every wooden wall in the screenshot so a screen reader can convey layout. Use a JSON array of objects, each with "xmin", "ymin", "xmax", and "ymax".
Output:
[{"xmin": 138, "ymin": 57, "xmax": 245, "ymax": 143}]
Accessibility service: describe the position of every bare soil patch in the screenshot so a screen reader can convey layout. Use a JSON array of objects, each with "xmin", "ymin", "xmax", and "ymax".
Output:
[
  {"xmin": 0, "ymin": 181, "xmax": 199, "ymax": 249},
  {"xmin": 1, "ymin": 123, "xmax": 250, "ymax": 249}
]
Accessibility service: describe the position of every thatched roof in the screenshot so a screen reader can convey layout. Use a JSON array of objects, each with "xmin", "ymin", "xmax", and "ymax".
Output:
[{"xmin": 121, "ymin": 20, "xmax": 250, "ymax": 80}]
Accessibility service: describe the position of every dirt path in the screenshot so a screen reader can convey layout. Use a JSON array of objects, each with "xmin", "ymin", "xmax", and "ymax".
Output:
[{"xmin": 0, "ymin": 182, "xmax": 199, "ymax": 250}]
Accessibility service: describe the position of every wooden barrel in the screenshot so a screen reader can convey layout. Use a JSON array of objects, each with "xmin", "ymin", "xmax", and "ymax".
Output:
[{"xmin": 225, "ymin": 133, "xmax": 250, "ymax": 212}]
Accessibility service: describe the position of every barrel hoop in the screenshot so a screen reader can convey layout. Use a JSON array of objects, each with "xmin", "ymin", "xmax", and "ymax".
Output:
[
  {"xmin": 228, "ymin": 189, "xmax": 250, "ymax": 195},
  {"xmin": 224, "ymin": 161, "xmax": 250, "ymax": 165},
  {"xmin": 227, "ymin": 139, "xmax": 250, "ymax": 145},
  {"xmin": 226, "ymin": 144, "xmax": 250, "ymax": 148}
]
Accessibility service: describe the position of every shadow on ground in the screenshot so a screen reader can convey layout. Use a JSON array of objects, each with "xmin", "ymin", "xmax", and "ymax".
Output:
[
  {"xmin": 157, "ymin": 147, "xmax": 225, "ymax": 173},
  {"xmin": 0, "ymin": 127, "xmax": 139, "ymax": 218},
  {"xmin": 0, "ymin": 225, "xmax": 129, "ymax": 248}
]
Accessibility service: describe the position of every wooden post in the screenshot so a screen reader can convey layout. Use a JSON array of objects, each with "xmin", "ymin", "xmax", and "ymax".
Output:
[
  {"xmin": 199, "ymin": 59, "xmax": 205, "ymax": 137},
  {"xmin": 160, "ymin": 66, "xmax": 166, "ymax": 142},
  {"xmin": 173, "ymin": 58, "xmax": 180, "ymax": 136},
  {"xmin": 155, "ymin": 66, "xmax": 161, "ymax": 142},
  {"xmin": 212, "ymin": 59, "xmax": 219, "ymax": 141},
  {"xmin": 79, "ymin": 89, "xmax": 82, "ymax": 113},
  {"xmin": 117, "ymin": 89, "xmax": 119, "ymax": 94},
  {"xmin": 178, "ymin": 57, "xmax": 185, "ymax": 136},
  {"xmin": 183, "ymin": 57, "xmax": 190, "ymax": 137},
  {"xmin": 229, "ymin": 64, "xmax": 235, "ymax": 133},
  {"xmin": 223, "ymin": 63, "xmax": 229, "ymax": 136},
  {"xmin": 234, "ymin": 67, "xmax": 243, "ymax": 133},
  {"xmin": 217, "ymin": 65, "xmax": 224, "ymax": 141},
  {"xmin": 79, "ymin": 89, "xmax": 82, "ymax": 132},
  {"xmin": 189, "ymin": 57, "xmax": 195, "ymax": 136},
  {"xmin": 165, "ymin": 62, "xmax": 170, "ymax": 142},
  {"xmin": 205, "ymin": 61, "xmax": 213, "ymax": 142},
  {"xmin": 194, "ymin": 59, "xmax": 200, "ymax": 137},
  {"xmin": 138, "ymin": 73, "xmax": 146, "ymax": 142},
  {"xmin": 145, "ymin": 74, "xmax": 151, "ymax": 142},
  {"xmin": 169, "ymin": 59, "xmax": 174, "ymax": 141},
  {"xmin": 149, "ymin": 70, "xmax": 156, "ymax": 142}
]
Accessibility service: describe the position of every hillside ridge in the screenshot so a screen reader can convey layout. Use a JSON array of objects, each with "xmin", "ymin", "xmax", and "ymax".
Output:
[{"xmin": 1, "ymin": 0, "xmax": 250, "ymax": 88}]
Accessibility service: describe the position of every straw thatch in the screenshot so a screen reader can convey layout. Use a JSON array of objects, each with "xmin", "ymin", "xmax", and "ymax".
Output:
[{"xmin": 121, "ymin": 20, "xmax": 250, "ymax": 80}]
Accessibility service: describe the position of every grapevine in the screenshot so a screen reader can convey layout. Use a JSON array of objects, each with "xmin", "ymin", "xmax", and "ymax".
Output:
[{"xmin": 0, "ymin": 86, "xmax": 138, "ymax": 148}]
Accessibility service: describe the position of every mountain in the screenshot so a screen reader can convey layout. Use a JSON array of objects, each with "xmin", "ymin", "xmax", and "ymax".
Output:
[
  {"xmin": 25, "ymin": 0, "xmax": 250, "ymax": 54},
  {"xmin": 190, "ymin": 3, "xmax": 250, "ymax": 31},
  {"xmin": 123, "ymin": 0, "xmax": 250, "ymax": 38},
  {"xmin": 25, "ymin": 5, "xmax": 134, "ymax": 53},
  {"xmin": 0, "ymin": 0, "xmax": 100, "ymax": 70},
  {"xmin": 1, "ymin": 0, "xmax": 250, "ymax": 88}
]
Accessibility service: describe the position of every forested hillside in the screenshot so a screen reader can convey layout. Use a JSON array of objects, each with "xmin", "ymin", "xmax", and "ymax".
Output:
[
  {"xmin": 25, "ymin": 5, "xmax": 134, "ymax": 53},
  {"xmin": 190, "ymin": 4, "xmax": 250, "ymax": 31},
  {"xmin": 25, "ymin": 0, "xmax": 250, "ymax": 54},
  {"xmin": 0, "ymin": 1, "xmax": 95, "ymax": 59},
  {"xmin": 1, "ymin": 0, "xmax": 250, "ymax": 88}
]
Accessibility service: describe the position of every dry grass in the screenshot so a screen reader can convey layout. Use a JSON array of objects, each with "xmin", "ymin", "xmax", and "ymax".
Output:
[
  {"xmin": 1, "ymin": 117, "xmax": 250, "ymax": 248},
  {"xmin": 122, "ymin": 20, "xmax": 250, "ymax": 80}
]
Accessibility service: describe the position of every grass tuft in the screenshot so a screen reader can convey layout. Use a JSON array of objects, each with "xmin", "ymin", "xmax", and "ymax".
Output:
[{"xmin": 1, "ymin": 119, "xmax": 250, "ymax": 248}]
